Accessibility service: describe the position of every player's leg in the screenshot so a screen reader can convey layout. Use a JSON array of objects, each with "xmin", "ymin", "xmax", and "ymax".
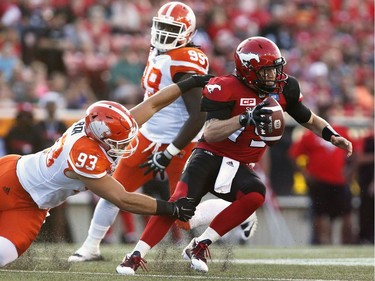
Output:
[
  {"xmin": 115, "ymin": 182, "xmax": 187, "ymax": 275},
  {"xmin": 176, "ymin": 198, "xmax": 258, "ymax": 242},
  {"xmin": 0, "ymin": 155, "xmax": 48, "ymax": 266},
  {"xmin": 165, "ymin": 142, "xmax": 196, "ymax": 242},
  {"xmin": 116, "ymin": 149, "xmax": 213, "ymax": 275},
  {"xmin": 185, "ymin": 165, "xmax": 266, "ymax": 273}
]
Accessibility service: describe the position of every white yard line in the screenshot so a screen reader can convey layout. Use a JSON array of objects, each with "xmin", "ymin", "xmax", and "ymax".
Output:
[
  {"xmin": 0, "ymin": 269, "xmax": 362, "ymax": 281},
  {"xmin": 20, "ymin": 256, "xmax": 375, "ymax": 266},
  {"xmin": 230, "ymin": 258, "xmax": 374, "ymax": 266}
]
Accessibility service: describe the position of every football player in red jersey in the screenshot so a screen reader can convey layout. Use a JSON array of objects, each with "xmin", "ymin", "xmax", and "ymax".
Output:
[
  {"xmin": 68, "ymin": 1, "xmax": 211, "ymax": 262},
  {"xmin": 289, "ymin": 106, "xmax": 354, "ymax": 244},
  {"xmin": 0, "ymin": 74, "xmax": 211, "ymax": 267},
  {"xmin": 115, "ymin": 36, "xmax": 353, "ymax": 275}
]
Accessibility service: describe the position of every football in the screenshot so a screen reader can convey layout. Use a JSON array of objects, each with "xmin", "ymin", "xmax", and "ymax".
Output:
[{"xmin": 256, "ymin": 97, "xmax": 285, "ymax": 146}]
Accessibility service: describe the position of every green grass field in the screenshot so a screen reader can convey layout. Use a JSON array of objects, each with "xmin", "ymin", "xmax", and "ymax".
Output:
[{"xmin": 0, "ymin": 243, "xmax": 373, "ymax": 281}]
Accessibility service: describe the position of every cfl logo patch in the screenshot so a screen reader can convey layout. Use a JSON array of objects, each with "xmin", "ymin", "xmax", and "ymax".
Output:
[{"xmin": 240, "ymin": 98, "xmax": 256, "ymax": 106}]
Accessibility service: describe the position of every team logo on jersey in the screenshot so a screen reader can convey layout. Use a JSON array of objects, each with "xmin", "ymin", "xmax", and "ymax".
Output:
[
  {"xmin": 206, "ymin": 84, "xmax": 221, "ymax": 93},
  {"xmin": 240, "ymin": 98, "xmax": 256, "ymax": 106},
  {"xmin": 2, "ymin": 186, "xmax": 10, "ymax": 195},
  {"xmin": 269, "ymin": 93, "xmax": 280, "ymax": 101},
  {"xmin": 237, "ymin": 51, "xmax": 260, "ymax": 67}
]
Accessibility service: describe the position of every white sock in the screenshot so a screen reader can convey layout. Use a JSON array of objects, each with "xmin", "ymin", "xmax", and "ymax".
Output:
[
  {"xmin": 131, "ymin": 240, "xmax": 151, "ymax": 258},
  {"xmin": 80, "ymin": 199, "xmax": 119, "ymax": 253},
  {"xmin": 0, "ymin": 237, "xmax": 18, "ymax": 267},
  {"xmin": 197, "ymin": 227, "xmax": 221, "ymax": 244}
]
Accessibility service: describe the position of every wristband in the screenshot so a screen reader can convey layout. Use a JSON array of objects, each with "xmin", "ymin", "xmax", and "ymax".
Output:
[
  {"xmin": 322, "ymin": 125, "xmax": 340, "ymax": 142},
  {"xmin": 166, "ymin": 143, "xmax": 181, "ymax": 156},
  {"xmin": 155, "ymin": 199, "xmax": 174, "ymax": 216}
]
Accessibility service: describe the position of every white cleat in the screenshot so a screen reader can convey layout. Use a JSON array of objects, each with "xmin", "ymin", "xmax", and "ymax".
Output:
[
  {"xmin": 68, "ymin": 249, "xmax": 103, "ymax": 262},
  {"xmin": 240, "ymin": 211, "xmax": 258, "ymax": 240},
  {"xmin": 182, "ymin": 238, "xmax": 211, "ymax": 273},
  {"xmin": 182, "ymin": 237, "xmax": 196, "ymax": 260}
]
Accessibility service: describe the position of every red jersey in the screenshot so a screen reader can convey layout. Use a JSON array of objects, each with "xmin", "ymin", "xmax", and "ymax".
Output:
[
  {"xmin": 289, "ymin": 126, "xmax": 350, "ymax": 185},
  {"xmin": 196, "ymin": 74, "xmax": 303, "ymax": 164}
]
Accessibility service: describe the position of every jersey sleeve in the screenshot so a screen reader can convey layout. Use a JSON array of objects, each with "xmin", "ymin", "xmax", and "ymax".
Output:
[
  {"xmin": 284, "ymin": 76, "xmax": 312, "ymax": 124},
  {"xmin": 169, "ymin": 47, "xmax": 209, "ymax": 77},
  {"xmin": 68, "ymin": 137, "xmax": 111, "ymax": 179},
  {"xmin": 201, "ymin": 76, "xmax": 237, "ymax": 119}
]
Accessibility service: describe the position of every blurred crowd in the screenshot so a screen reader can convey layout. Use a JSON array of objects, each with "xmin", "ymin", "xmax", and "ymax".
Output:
[{"xmin": 0, "ymin": 0, "xmax": 373, "ymax": 116}]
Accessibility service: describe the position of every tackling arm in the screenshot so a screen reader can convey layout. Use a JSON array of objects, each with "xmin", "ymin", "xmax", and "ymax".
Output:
[
  {"xmin": 77, "ymin": 174, "xmax": 195, "ymax": 221},
  {"xmin": 130, "ymin": 75, "xmax": 212, "ymax": 128}
]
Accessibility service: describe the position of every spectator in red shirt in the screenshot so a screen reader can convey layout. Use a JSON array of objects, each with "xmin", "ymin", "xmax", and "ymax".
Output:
[{"xmin": 289, "ymin": 105, "xmax": 354, "ymax": 244}]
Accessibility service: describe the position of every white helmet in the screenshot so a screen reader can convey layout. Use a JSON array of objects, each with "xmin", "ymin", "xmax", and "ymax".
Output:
[{"xmin": 151, "ymin": 1, "xmax": 196, "ymax": 52}]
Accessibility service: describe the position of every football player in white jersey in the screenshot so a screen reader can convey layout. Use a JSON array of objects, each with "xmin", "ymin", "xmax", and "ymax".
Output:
[
  {"xmin": 68, "ymin": 1, "xmax": 210, "ymax": 262},
  {"xmin": 0, "ymin": 74, "xmax": 211, "ymax": 267}
]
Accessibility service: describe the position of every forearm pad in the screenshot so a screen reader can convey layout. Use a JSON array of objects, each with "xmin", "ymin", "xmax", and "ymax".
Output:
[
  {"xmin": 176, "ymin": 77, "xmax": 197, "ymax": 93},
  {"xmin": 155, "ymin": 199, "xmax": 174, "ymax": 216}
]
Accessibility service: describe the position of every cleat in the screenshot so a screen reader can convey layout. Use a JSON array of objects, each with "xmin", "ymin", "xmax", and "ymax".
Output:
[
  {"xmin": 241, "ymin": 212, "xmax": 258, "ymax": 240},
  {"xmin": 240, "ymin": 212, "xmax": 258, "ymax": 240},
  {"xmin": 68, "ymin": 250, "xmax": 103, "ymax": 262},
  {"xmin": 116, "ymin": 251, "xmax": 147, "ymax": 275},
  {"xmin": 182, "ymin": 237, "xmax": 196, "ymax": 260},
  {"xmin": 184, "ymin": 238, "xmax": 211, "ymax": 273}
]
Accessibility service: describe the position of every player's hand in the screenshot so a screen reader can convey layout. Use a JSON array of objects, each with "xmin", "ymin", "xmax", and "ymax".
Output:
[
  {"xmin": 170, "ymin": 197, "xmax": 196, "ymax": 222},
  {"xmin": 139, "ymin": 150, "xmax": 172, "ymax": 180},
  {"xmin": 239, "ymin": 100, "xmax": 273, "ymax": 128},
  {"xmin": 331, "ymin": 135, "xmax": 353, "ymax": 157}
]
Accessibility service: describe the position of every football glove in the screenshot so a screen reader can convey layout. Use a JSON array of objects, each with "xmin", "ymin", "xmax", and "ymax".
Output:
[
  {"xmin": 139, "ymin": 150, "xmax": 172, "ymax": 180},
  {"xmin": 171, "ymin": 197, "xmax": 196, "ymax": 222},
  {"xmin": 239, "ymin": 100, "xmax": 272, "ymax": 128}
]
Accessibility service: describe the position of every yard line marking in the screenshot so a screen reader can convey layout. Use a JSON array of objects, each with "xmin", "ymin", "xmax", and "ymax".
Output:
[
  {"xmin": 23, "ymin": 256, "xmax": 374, "ymax": 266},
  {"xmin": 233, "ymin": 258, "xmax": 374, "ymax": 266},
  {"xmin": 0, "ymin": 269, "xmax": 360, "ymax": 281}
]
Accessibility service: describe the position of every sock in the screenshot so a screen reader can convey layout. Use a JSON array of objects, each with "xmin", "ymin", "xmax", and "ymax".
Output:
[
  {"xmin": 131, "ymin": 240, "xmax": 151, "ymax": 258},
  {"xmin": 197, "ymin": 227, "xmax": 221, "ymax": 244},
  {"xmin": 209, "ymin": 192, "xmax": 264, "ymax": 237},
  {"xmin": 81, "ymin": 199, "xmax": 119, "ymax": 253},
  {"xmin": 140, "ymin": 215, "xmax": 176, "ymax": 248}
]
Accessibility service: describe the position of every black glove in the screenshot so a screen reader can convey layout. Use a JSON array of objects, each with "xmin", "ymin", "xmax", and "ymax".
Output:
[
  {"xmin": 176, "ymin": 74, "xmax": 215, "ymax": 92},
  {"xmin": 170, "ymin": 197, "xmax": 196, "ymax": 222},
  {"xmin": 239, "ymin": 100, "xmax": 273, "ymax": 128},
  {"xmin": 139, "ymin": 150, "xmax": 172, "ymax": 180}
]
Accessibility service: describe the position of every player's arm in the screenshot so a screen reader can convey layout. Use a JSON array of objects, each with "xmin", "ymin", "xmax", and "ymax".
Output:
[
  {"xmin": 139, "ymin": 73, "xmax": 213, "ymax": 179},
  {"xmin": 301, "ymin": 112, "xmax": 352, "ymax": 157},
  {"xmin": 285, "ymin": 76, "xmax": 352, "ymax": 157},
  {"xmin": 77, "ymin": 173, "xmax": 195, "ymax": 221},
  {"xmin": 130, "ymin": 75, "xmax": 211, "ymax": 127},
  {"xmin": 201, "ymin": 97, "xmax": 271, "ymax": 143},
  {"xmin": 171, "ymin": 73, "xmax": 207, "ymax": 149},
  {"xmin": 287, "ymin": 99, "xmax": 352, "ymax": 157}
]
